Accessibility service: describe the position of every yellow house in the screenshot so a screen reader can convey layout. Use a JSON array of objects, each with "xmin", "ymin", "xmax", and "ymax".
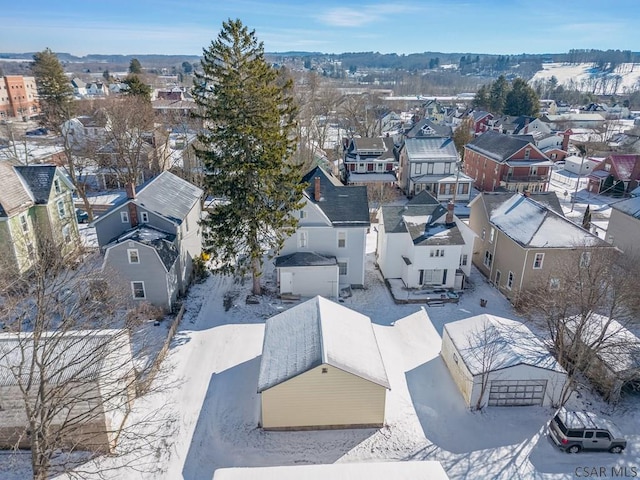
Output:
[{"xmin": 257, "ymin": 296, "xmax": 390, "ymax": 430}]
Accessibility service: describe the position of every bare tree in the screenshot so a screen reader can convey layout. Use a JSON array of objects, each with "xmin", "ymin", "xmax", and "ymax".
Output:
[
  {"xmin": 0, "ymin": 235, "xmax": 175, "ymax": 479},
  {"xmin": 519, "ymin": 246, "xmax": 640, "ymax": 404},
  {"xmin": 465, "ymin": 322, "xmax": 503, "ymax": 410}
]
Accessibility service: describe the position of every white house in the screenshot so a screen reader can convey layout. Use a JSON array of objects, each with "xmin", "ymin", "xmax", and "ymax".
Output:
[
  {"xmin": 257, "ymin": 296, "xmax": 390, "ymax": 430},
  {"xmin": 441, "ymin": 314, "xmax": 568, "ymax": 409},
  {"xmin": 275, "ymin": 166, "xmax": 369, "ymax": 298},
  {"xmin": 376, "ymin": 191, "xmax": 475, "ymax": 289}
]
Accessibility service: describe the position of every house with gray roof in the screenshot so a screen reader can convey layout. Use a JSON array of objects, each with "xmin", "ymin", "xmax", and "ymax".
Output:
[
  {"xmin": 376, "ymin": 191, "xmax": 476, "ymax": 289},
  {"xmin": 398, "ymin": 137, "xmax": 471, "ymax": 200},
  {"xmin": 468, "ymin": 191, "xmax": 612, "ymax": 303},
  {"xmin": 464, "ymin": 131, "xmax": 552, "ymax": 193},
  {"xmin": 341, "ymin": 136, "xmax": 398, "ymax": 187},
  {"xmin": 605, "ymin": 196, "xmax": 640, "ymax": 254},
  {"xmin": 0, "ymin": 163, "xmax": 80, "ymax": 275},
  {"xmin": 92, "ymin": 171, "xmax": 203, "ymax": 311},
  {"xmin": 275, "ymin": 166, "xmax": 369, "ymax": 298},
  {"xmin": 258, "ymin": 296, "xmax": 389, "ymax": 430}
]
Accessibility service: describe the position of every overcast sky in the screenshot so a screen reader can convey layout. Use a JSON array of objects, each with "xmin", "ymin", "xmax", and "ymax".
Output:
[{"xmin": 2, "ymin": 0, "xmax": 639, "ymax": 56}]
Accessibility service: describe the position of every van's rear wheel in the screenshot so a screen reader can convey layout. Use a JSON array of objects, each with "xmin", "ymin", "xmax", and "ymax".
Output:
[
  {"xmin": 609, "ymin": 446, "xmax": 623, "ymax": 454},
  {"xmin": 567, "ymin": 445, "xmax": 581, "ymax": 453}
]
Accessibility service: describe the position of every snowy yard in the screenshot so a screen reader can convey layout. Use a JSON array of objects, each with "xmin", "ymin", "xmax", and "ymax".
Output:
[{"xmin": 4, "ymin": 219, "xmax": 639, "ymax": 479}]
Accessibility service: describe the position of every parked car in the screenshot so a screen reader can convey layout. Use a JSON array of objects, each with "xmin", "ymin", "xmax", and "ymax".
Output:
[
  {"xmin": 76, "ymin": 208, "xmax": 89, "ymax": 223},
  {"xmin": 26, "ymin": 127, "xmax": 48, "ymax": 136},
  {"xmin": 549, "ymin": 408, "xmax": 626, "ymax": 454}
]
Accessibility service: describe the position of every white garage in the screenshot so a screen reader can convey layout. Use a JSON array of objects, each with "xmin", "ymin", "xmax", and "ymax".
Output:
[
  {"xmin": 258, "ymin": 296, "xmax": 390, "ymax": 430},
  {"xmin": 441, "ymin": 314, "xmax": 567, "ymax": 409},
  {"xmin": 275, "ymin": 252, "xmax": 339, "ymax": 299}
]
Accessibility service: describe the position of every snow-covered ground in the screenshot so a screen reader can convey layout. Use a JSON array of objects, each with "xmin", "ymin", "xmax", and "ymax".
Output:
[
  {"xmin": 4, "ymin": 196, "xmax": 639, "ymax": 479},
  {"xmin": 530, "ymin": 62, "xmax": 640, "ymax": 95}
]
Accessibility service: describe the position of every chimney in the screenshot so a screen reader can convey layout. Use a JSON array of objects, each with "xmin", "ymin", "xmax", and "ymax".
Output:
[
  {"xmin": 314, "ymin": 176, "xmax": 321, "ymax": 202},
  {"xmin": 523, "ymin": 190, "xmax": 531, "ymax": 198},
  {"xmin": 524, "ymin": 118, "xmax": 529, "ymax": 134},
  {"xmin": 562, "ymin": 131, "xmax": 570, "ymax": 152},
  {"xmin": 446, "ymin": 201, "xmax": 455, "ymax": 224},
  {"xmin": 125, "ymin": 182, "xmax": 138, "ymax": 227}
]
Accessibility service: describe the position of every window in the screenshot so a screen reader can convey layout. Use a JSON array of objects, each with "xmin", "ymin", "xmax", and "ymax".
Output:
[
  {"xmin": 427, "ymin": 163, "xmax": 434, "ymax": 174},
  {"xmin": 489, "ymin": 227, "xmax": 495, "ymax": 243},
  {"xmin": 415, "ymin": 163, "xmax": 422, "ymax": 175},
  {"xmin": 495, "ymin": 270, "xmax": 501, "ymax": 286},
  {"xmin": 524, "ymin": 148, "xmax": 531, "ymax": 160},
  {"xmin": 483, "ymin": 251, "xmax": 493, "ymax": 268},
  {"xmin": 26, "ymin": 241, "xmax": 35, "ymax": 257},
  {"xmin": 580, "ymin": 251, "xmax": 591, "ymax": 268},
  {"xmin": 20, "ymin": 214, "xmax": 29, "ymax": 233},
  {"xmin": 121, "ymin": 211, "xmax": 129, "ymax": 223},
  {"xmin": 128, "ymin": 249, "xmax": 140, "ymax": 264},
  {"xmin": 53, "ymin": 178, "xmax": 61, "ymax": 195},
  {"xmin": 481, "ymin": 228, "xmax": 486, "ymax": 240},
  {"xmin": 140, "ymin": 212, "xmax": 149, "ymax": 223},
  {"xmin": 57, "ymin": 200, "xmax": 66, "ymax": 219},
  {"xmin": 549, "ymin": 278, "xmax": 560, "ymax": 290},
  {"xmin": 299, "ymin": 210, "xmax": 307, "ymax": 219},
  {"xmin": 444, "ymin": 162, "xmax": 452, "ymax": 174},
  {"xmin": 131, "ymin": 281, "xmax": 146, "ymax": 299},
  {"xmin": 430, "ymin": 249, "xmax": 444, "ymax": 257},
  {"xmin": 507, "ymin": 271, "xmax": 514, "ymax": 290},
  {"xmin": 62, "ymin": 225, "xmax": 71, "ymax": 243},
  {"xmin": 584, "ymin": 431, "xmax": 594, "ymax": 439},
  {"xmin": 533, "ymin": 253, "xmax": 544, "ymax": 269},
  {"xmin": 337, "ymin": 231, "xmax": 346, "ymax": 248},
  {"xmin": 460, "ymin": 254, "xmax": 468, "ymax": 266},
  {"xmin": 595, "ymin": 432, "xmax": 611, "ymax": 439},
  {"xmin": 298, "ymin": 230, "xmax": 308, "ymax": 248},
  {"xmin": 338, "ymin": 261, "xmax": 348, "ymax": 276}
]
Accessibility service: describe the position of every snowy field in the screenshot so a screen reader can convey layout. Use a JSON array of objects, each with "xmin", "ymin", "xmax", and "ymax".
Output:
[
  {"xmin": 530, "ymin": 63, "xmax": 640, "ymax": 95},
  {"xmin": 4, "ymin": 198, "xmax": 639, "ymax": 479}
]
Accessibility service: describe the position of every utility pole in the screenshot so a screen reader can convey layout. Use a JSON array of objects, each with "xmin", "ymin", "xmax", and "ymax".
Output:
[{"xmin": 570, "ymin": 144, "xmax": 588, "ymax": 213}]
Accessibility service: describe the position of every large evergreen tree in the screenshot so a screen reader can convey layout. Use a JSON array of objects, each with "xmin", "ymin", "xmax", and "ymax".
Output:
[
  {"xmin": 489, "ymin": 75, "xmax": 510, "ymax": 113},
  {"xmin": 129, "ymin": 58, "xmax": 143, "ymax": 74},
  {"xmin": 123, "ymin": 74, "xmax": 152, "ymax": 101},
  {"xmin": 504, "ymin": 78, "xmax": 540, "ymax": 116},
  {"xmin": 31, "ymin": 48, "xmax": 74, "ymax": 128},
  {"xmin": 193, "ymin": 19, "xmax": 304, "ymax": 295}
]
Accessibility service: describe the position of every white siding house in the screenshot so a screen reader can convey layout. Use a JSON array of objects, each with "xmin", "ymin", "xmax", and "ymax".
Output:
[
  {"xmin": 276, "ymin": 167, "xmax": 369, "ymax": 298},
  {"xmin": 258, "ymin": 296, "xmax": 389, "ymax": 430},
  {"xmin": 441, "ymin": 314, "xmax": 567, "ymax": 409},
  {"xmin": 376, "ymin": 191, "xmax": 475, "ymax": 289}
]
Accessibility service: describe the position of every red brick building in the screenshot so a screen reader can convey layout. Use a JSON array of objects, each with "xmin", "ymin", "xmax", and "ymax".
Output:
[
  {"xmin": 0, "ymin": 76, "xmax": 40, "ymax": 120},
  {"xmin": 463, "ymin": 131, "xmax": 551, "ymax": 193}
]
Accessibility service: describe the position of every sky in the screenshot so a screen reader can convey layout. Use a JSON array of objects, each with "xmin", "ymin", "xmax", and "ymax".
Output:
[{"xmin": 2, "ymin": 0, "xmax": 639, "ymax": 57}]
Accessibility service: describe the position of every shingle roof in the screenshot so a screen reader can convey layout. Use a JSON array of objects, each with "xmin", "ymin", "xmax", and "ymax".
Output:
[
  {"xmin": 0, "ymin": 161, "xmax": 34, "ymax": 217},
  {"xmin": 94, "ymin": 171, "xmax": 203, "ymax": 226},
  {"xmin": 109, "ymin": 225, "xmax": 178, "ymax": 271},
  {"xmin": 14, "ymin": 165, "xmax": 57, "ymax": 203},
  {"xmin": 465, "ymin": 131, "xmax": 532, "ymax": 163},
  {"xmin": 610, "ymin": 196, "xmax": 640, "ymax": 219},
  {"xmin": 405, "ymin": 119, "xmax": 452, "ymax": 138},
  {"xmin": 607, "ymin": 154, "xmax": 640, "ymax": 181},
  {"xmin": 274, "ymin": 252, "xmax": 337, "ymax": 268},
  {"xmin": 479, "ymin": 192, "xmax": 563, "ymax": 216},
  {"xmin": 257, "ymin": 296, "xmax": 389, "ymax": 392},
  {"xmin": 404, "ymin": 137, "xmax": 458, "ymax": 161},
  {"xmin": 301, "ymin": 167, "xmax": 369, "ymax": 227}
]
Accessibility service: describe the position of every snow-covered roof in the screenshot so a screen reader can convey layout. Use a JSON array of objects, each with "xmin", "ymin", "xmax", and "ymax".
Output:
[
  {"xmin": 212, "ymin": 461, "xmax": 450, "ymax": 480},
  {"xmin": 610, "ymin": 196, "xmax": 640, "ymax": 219},
  {"xmin": 444, "ymin": 314, "xmax": 566, "ymax": 376},
  {"xmin": 566, "ymin": 314, "xmax": 640, "ymax": 374},
  {"xmin": 489, "ymin": 193, "xmax": 603, "ymax": 248},
  {"xmin": 257, "ymin": 296, "xmax": 390, "ymax": 392}
]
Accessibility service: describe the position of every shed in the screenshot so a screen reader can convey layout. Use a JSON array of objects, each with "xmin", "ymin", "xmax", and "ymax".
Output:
[
  {"xmin": 257, "ymin": 296, "xmax": 390, "ymax": 430},
  {"xmin": 441, "ymin": 314, "xmax": 567, "ymax": 409}
]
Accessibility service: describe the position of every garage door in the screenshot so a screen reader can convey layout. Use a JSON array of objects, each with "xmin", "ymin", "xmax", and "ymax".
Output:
[{"xmin": 488, "ymin": 379, "xmax": 547, "ymax": 406}]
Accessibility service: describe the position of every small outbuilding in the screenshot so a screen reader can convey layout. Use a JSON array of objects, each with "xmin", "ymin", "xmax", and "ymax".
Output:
[
  {"xmin": 257, "ymin": 296, "xmax": 390, "ymax": 430},
  {"xmin": 441, "ymin": 314, "xmax": 567, "ymax": 409}
]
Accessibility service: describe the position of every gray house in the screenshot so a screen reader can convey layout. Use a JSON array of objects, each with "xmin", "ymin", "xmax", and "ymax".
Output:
[
  {"xmin": 92, "ymin": 171, "xmax": 203, "ymax": 311},
  {"xmin": 275, "ymin": 166, "xmax": 370, "ymax": 298}
]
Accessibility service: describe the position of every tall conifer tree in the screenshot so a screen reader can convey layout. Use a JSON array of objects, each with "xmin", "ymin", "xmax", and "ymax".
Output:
[
  {"xmin": 31, "ymin": 48, "xmax": 74, "ymax": 129},
  {"xmin": 193, "ymin": 19, "xmax": 304, "ymax": 295}
]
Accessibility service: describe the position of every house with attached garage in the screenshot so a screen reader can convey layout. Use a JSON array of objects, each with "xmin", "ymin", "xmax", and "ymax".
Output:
[
  {"xmin": 468, "ymin": 191, "xmax": 611, "ymax": 304},
  {"xmin": 441, "ymin": 314, "xmax": 568, "ymax": 409},
  {"xmin": 257, "ymin": 296, "xmax": 390, "ymax": 430},
  {"xmin": 275, "ymin": 166, "xmax": 369, "ymax": 299},
  {"xmin": 0, "ymin": 162, "xmax": 80, "ymax": 275},
  {"xmin": 92, "ymin": 171, "xmax": 203, "ymax": 311},
  {"xmin": 376, "ymin": 191, "xmax": 475, "ymax": 289}
]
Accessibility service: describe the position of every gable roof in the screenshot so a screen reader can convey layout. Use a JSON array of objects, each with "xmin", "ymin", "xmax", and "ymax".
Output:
[
  {"xmin": 404, "ymin": 137, "xmax": 458, "ymax": 161},
  {"xmin": 405, "ymin": 118, "xmax": 452, "ymax": 138},
  {"xmin": 444, "ymin": 314, "xmax": 566, "ymax": 376},
  {"xmin": 301, "ymin": 167, "xmax": 369, "ymax": 227},
  {"xmin": 93, "ymin": 171, "xmax": 203, "ymax": 226},
  {"xmin": 605, "ymin": 154, "xmax": 640, "ymax": 181},
  {"xmin": 257, "ymin": 296, "xmax": 389, "ymax": 392},
  {"xmin": 107, "ymin": 225, "xmax": 178, "ymax": 271},
  {"xmin": 13, "ymin": 165, "xmax": 64, "ymax": 203},
  {"xmin": 486, "ymin": 193, "xmax": 604, "ymax": 248},
  {"xmin": 465, "ymin": 131, "xmax": 535, "ymax": 163},
  {"xmin": 477, "ymin": 191, "xmax": 564, "ymax": 217},
  {"xmin": 0, "ymin": 161, "xmax": 34, "ymax": 217}
]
